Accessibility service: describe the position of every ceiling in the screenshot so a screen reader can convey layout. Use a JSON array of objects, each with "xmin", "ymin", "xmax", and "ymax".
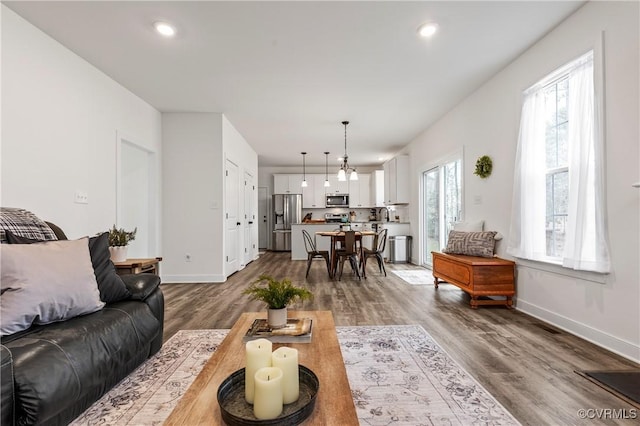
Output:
[{"xmin": 4, "ymin": 1, "xmax": 585, "ymax": 167}]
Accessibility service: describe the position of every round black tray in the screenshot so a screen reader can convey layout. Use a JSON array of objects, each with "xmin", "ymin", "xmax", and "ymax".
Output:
[{"xmin": 217, "ymin": 365, "xmax": 319, "ymax": 426}]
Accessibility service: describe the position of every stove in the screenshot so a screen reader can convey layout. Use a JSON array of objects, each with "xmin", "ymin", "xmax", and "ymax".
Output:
[{"xmin": 325, "ymin": 213, "xmax": 347, "ymax": 223}]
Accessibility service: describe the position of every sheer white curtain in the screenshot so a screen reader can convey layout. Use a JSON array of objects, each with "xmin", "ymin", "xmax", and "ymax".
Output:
[
  {"xmin": 563, "ymin": 53, "xmax": 610, "ymax": 272},
  {"xmin": 507, "ymin": 50, "xmax": 610, "ymax": 273},
  {"xmin": 507, "ymin": 89, "xmax": 547, "ymax": 261}
]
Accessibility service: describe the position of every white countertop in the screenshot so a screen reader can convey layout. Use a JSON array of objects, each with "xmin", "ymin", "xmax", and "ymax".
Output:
[{"xmin": 294, "ymin": 221, "xmax": 410, "ymax": 225}]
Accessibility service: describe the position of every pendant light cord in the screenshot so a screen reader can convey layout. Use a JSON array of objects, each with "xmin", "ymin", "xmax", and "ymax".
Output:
[
  {"xmin": 324, "ymin": 151, "xmax": 329, "ymax": 180},
  {"xmin": 301, "ymin": 152, "xmax": 306, "ymax": 180},
  {"xmin": 342, "ymin": 120, "xmax": 349, "ymax": 168}
]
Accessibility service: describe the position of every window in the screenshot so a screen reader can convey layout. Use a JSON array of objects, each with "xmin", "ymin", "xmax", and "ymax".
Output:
[
  {"xmin": 422, "ymin": 157, "xmax": 462, "ymax": 267},
  {"xmin": 507, "ymin": 50, "xmax": 610, "ymax": 273},
  {"xmin": 544, "ymin": 77, "xmax": 569, "ymax": 258}
]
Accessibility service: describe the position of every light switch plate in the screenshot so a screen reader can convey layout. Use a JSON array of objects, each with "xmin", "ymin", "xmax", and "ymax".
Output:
[{"xmin": 74, "ymin": 190, "xmax": 88, "ymax": 204}]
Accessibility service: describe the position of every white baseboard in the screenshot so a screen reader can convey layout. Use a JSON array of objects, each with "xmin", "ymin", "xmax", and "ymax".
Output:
[
  {"xmin": 160, "ymin": 274, "xmax": 226, "ymax": 284},
  {"xmin": 516, "ymin": 299, "xmax": 640, "ymax": 363}
]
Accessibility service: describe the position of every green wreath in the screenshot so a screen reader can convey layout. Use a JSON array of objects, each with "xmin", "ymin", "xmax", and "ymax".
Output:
[{"xmin": 474, "ymin": 155, "xmax": 493, "ymax": 178}]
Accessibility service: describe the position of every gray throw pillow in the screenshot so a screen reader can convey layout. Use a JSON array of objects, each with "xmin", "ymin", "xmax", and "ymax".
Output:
[
  {"xmin": 443, "ymin": 230, "xmax": 497, "ymax": 258},
  {"xmin": 0, "ymin": 238, "xmax": 105, "ymax": 336},
  {"xmin": 5, "ymin": 231, "xmax": 130, "ymax": 303}
]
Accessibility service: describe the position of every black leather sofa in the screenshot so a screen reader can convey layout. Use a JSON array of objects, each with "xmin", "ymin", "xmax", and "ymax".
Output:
[
  {"xmin": 1, "ymin": 275, "xmax": 163, "ymax": 426},
  {"xmin": 0, "ymin": 214, "xmax": 164, "ymax": 426}
]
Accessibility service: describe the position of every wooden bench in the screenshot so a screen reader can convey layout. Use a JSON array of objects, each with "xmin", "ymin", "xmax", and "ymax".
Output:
[{"xmin": 432, "ymin": 251, "xmax": 515, "ymax": 309}]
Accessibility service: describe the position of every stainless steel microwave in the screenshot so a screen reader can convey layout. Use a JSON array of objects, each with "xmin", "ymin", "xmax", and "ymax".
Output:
[{"xmin": 326, "ymin": 194, "xmax": 349, "ymax": 207}]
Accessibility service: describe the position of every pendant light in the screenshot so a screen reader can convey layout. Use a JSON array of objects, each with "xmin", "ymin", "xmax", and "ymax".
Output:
[
  {"xmin": 338, "ymin": 120, "xmax": 358, "ymax": 181},
  {"xmin": 301, "ymin": 152, "xmax": 308, "ymax": 187},
  {"xmin": 324, "ymin": 152, "xmax": 331, "ymax": 187}
]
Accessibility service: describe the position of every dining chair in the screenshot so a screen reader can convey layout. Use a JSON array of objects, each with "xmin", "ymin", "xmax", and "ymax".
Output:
[
  {"xmin": 362, "ymin": 228, "xmax": 388, "ymax": 277},
  {"xmin": 302, "ymin": 229, "xmax": 332, "ymax": 278},
  {"xmin": 335, "ymin": 230, "xmax": 361, "ymax": 280}
]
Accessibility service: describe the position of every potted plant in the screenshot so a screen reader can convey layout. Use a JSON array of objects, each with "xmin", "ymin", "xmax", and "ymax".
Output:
[
  {"xmin": 107, "ymin": 225, "xmax": 137, "ymax": 263},
  {"xmin": 243, "ymin": 274, "xmax": 313, "ymax": 328}
]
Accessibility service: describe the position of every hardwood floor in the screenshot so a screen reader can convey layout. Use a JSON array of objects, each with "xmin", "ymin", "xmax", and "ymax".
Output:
[{"xmin": 161, "ymin": 252, "xmax": 639, "ymax": 425}]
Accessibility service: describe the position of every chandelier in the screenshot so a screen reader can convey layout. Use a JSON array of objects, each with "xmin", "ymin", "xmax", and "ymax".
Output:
[{"xmin": 337, "ymin": 121, "xmax": 358, "ymax": 181}]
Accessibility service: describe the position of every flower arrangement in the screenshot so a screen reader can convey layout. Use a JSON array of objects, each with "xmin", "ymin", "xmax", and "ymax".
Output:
[
  {"xmin": 243, "ymin": 274, "xmax": 313, "ymax": 309},
  {"xmin": 107, "ymin": 225, "xmax": 137, "ymax": 247},
  {"xmin": 474, "ymin": 155, "xmax": 493, "ymax": 178}
]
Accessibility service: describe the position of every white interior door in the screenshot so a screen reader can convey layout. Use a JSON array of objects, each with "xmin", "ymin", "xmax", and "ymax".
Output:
[
  {"xmin": 225, "ymin": 159, "xmax": 240, "ymax": 276},
  {"xmin": 244, "ymin": 171, "xmax": 256, "ymax": 265},
  {"xmin": 117, "ymin": 134, "xmax": 156, "ymax": 258}
]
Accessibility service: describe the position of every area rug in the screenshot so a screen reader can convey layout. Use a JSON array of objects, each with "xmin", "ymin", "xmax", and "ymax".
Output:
[
  {"xmin": 338, "ymin": 325, "xmax": 519, "ymax": 425},
  {"xmin": 391, "ymin": 269, "xmax": 433, "ymax": 285},
  {"xmin": 71, "ymin": 326, "xmax": 520, "ymax": 425},
  {"xmin": 70, "ymin": 329, "xmax": 228, "ymax": 426},
  {"xmin": 575, "ymin": 370, "xmax": 640, "ymax": 408}
]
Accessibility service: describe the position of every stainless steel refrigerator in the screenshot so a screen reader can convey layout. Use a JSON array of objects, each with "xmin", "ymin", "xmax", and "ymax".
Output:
[{"xmin": 272, "ymin": 194, "xmax": 302, "ymax": 251}]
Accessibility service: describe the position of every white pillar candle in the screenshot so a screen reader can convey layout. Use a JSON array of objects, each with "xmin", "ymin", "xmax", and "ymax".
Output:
[
  {"xmin": 272, "ymin": 346, "xmax": 299, "ymax": 404},
  {"xmin": 245, "ymin": 338, "xmax": 272, "ymax": 404},
  {"xmin": 253, "ymin": 367, "xmax": 283, "ymax": 420}
]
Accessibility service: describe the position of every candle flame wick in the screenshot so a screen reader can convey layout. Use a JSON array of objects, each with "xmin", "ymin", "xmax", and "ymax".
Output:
[{"xmin": 268, "ymin": 375, "xmax": 270, "ymax": 381}]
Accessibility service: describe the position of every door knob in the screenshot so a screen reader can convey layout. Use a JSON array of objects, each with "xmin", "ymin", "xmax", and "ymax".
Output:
[{"xmin": 237, "ymin": 222, "xmax": 241, "ymax": 226}]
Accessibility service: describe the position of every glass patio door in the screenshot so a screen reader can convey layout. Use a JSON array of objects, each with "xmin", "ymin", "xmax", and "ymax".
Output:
[
  {"xmin": 422, "ymin": 158, "xmax": 462, "ymax": 268},
  {"xmin": 423, "ymin": 168, "xmax": 440, "ymax": 266}
]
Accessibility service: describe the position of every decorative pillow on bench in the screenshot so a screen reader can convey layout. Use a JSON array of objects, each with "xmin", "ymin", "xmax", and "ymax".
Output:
[{"xmin": 443, "ymin": 230, "xmax": 497, "ymax": 258}]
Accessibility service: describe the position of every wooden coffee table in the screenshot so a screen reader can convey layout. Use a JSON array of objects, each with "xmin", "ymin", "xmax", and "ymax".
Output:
[{"xmin": 165, "ymin": 310, "xmax": 358, "ymax": 425}]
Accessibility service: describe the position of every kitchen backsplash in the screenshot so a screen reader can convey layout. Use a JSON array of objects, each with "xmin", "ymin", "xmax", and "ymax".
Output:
[{"xmin": 301, "ymin": 206, "xmax": 409, "ymax": 223}]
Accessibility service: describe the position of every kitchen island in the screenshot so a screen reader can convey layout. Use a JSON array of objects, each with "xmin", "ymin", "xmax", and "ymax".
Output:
[
  {"xmin": 291, "ymin": 222, "xmax": 410, "ymax": 261},
  {"xmin": 291, "ymin": 223, "xmax": 340, "ymax": 260}
]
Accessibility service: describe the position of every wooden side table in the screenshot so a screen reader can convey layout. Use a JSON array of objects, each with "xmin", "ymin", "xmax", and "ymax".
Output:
[{"xmin": 113, "ymin": 257, "xmax": 162, "ymax": 276}]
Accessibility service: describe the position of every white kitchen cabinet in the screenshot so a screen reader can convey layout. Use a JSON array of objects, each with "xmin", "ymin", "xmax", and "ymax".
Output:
[
  {"xmin": 383, "ymin": 160, "xmax": 393, "ymax": 203},
  {"xmin": 370, "ymin": 170, "xmax": 385, "ymax": 207},
  {"xmin": 274, "ymin": 174, "xmax": 303, "ymax": 194},
  {"xmin": 302, "ymin": 175, "xmax": 327, "ymax": 208},
  {"xmin": 383, "ymin": 155, "xmax": 409, "ymax": 204},
  {"xmin": 349, "ymin": 174, "xmax": 371, "ymax": 208},
  {"xmin": 327, "ymin": 174, "xmax": 349, "ymax": 194}
]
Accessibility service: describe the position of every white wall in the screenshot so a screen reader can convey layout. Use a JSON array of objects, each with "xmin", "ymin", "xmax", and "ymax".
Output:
[
  {"xmin": 407, "ymin": 1, "xmax": 639, "ymax": 361},
  {"xmin": 162, "ymin": 113, "xmax": 258, "ymax": 283},
  {"xmin": 162, "ymin": 113, "xmax": 224, "ymax": 283},
  {"xmin": 1, "ymin": 6, "xmax": 162, "ymax": 242}
]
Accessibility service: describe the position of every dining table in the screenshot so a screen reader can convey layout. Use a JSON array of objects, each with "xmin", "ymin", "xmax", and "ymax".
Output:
[{"xmin": 316, "ymin": 230, "xmax": 377, "ymax": 278}]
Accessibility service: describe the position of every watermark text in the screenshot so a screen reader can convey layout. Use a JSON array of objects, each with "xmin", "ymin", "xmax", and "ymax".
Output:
[{"xmin": 577, "ymin": 408, "xmax": 637, "ymax": 420}]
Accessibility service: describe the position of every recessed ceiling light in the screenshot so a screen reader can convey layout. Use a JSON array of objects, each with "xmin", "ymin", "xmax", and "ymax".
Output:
[
  {"xmin": 154, "ymin": 22, "xmax": 176, "ymax": 37},
  {"xmin": 417, "ymin": 22, "xmax": 438, "ymax": 38}
]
